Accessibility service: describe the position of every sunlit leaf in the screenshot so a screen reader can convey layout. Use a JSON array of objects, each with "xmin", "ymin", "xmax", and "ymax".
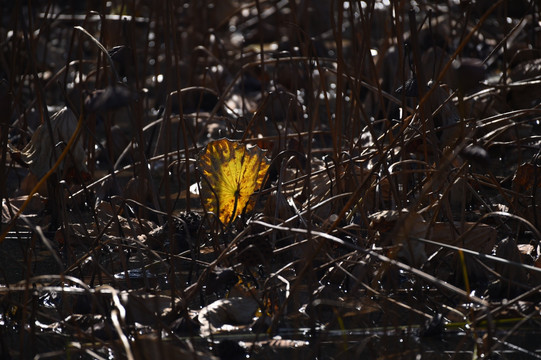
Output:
[{"xmin": 197, "ymin": 138, "xmax": 270, "ymax": 224}]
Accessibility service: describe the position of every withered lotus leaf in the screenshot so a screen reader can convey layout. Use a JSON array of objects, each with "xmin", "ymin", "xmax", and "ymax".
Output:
[
  {"xmin": 196, "ymin": 138, "xmax": 270, "ymax": 224},
  {"xmin": 12, "ymin": 107, "xmax": 87, "ymax": 179}
]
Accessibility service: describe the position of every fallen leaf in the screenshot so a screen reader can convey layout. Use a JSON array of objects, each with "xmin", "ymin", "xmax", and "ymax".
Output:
[
  {"xmin": 198, "ymin": 297, "xmax": 258, "ymax": 336},
  {"xmin": 368, "ymin": 209, "xmax": 428, "ymax": 265},
  {"xmin": 512, "ymin": 162, "xmax": 541, "ymax": 191},
  {"xmin": 428, "ymin": 222, "xmax": 497, "ymax": 255},
  {"xmin": 132, "ymin": 334, "xmax": 217, "ymax": 360}
]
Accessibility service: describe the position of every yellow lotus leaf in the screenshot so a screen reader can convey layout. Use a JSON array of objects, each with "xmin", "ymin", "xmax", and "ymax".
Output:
[{"xmin": 197, "ymin": 138, "xmax": 270, "ymax": 224}]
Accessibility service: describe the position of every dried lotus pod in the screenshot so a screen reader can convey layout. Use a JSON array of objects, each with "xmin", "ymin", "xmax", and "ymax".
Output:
[{"xmin": 459, "ymin": 144, "xmax": 489, "ymax": 166}]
